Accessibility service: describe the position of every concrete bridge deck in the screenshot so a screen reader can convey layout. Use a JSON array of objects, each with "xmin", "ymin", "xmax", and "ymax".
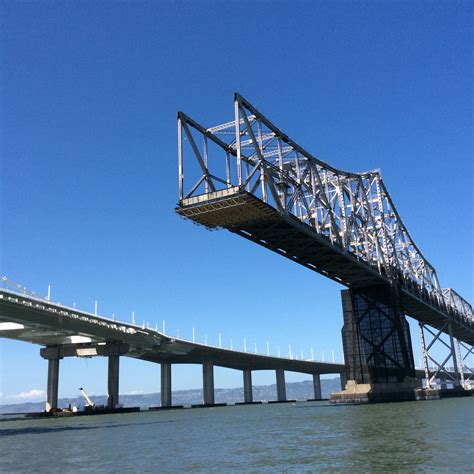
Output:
[
  {"xmin": 0, "ymin": 289, "xmax": 342, "ymax": 374},
  {"xmin": 0, "ymin": 288, "xmax": 460, "ymax": 411}
]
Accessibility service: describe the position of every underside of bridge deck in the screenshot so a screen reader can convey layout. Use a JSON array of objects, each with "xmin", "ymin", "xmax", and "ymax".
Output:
[{"xmin": 176, "ymin": 189, "xmax": 473, "ymax": 346}]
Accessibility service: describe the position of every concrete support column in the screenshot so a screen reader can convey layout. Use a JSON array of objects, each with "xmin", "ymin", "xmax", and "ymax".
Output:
[
  {"xmin": 276, "ymin": 369, "xmax": 286, "ymax": 401},
  {"xmin": 161, "ymin": 362, "xmax": 172, "ymax": 407},
  {"xmin": 440, "ymin": 376, "xmax": 447, "ymax": 389},
  {"xmin": 312, "ymin": 373, "xmax": 322, "ymax": 400},
  {"xmin": 340, "ymin": 372, "xmax": 347, "ymax": 390},
  {"xmin": 107, "ymin": 355, "xmax": 120, "ymax": 409},
  {"xmin": 46, "ymin": 358, "xmax": 60, "ymax": 412},
  {"xmin": 243, "ymin": 369, "xmax": 253, "ymax": 403},
  {"xmin": 203, "ymin": 362, "xmax": 215, "ymax": 405}
]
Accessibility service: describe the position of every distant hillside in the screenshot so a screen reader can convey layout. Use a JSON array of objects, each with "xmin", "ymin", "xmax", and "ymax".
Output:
[{"xmin": 0, "ymin": 378, "xmax": 341, "ymax": 414}]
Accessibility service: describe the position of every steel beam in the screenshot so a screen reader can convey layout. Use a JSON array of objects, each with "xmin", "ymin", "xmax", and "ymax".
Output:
[
  {"xmin": 175, "ymin": 94, "xmax": 473, "ymax": 349},
  {"xmin": 419, "ymin": 322, "xmax": 462, "ymax": 388}
]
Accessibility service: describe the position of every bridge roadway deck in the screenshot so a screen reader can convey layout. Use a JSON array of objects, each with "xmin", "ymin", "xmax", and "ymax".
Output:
[
  {"xmin": 176, "ymin": 189, "xmax": 474, "ymax": 345},
  {"xmin": 0, "ymin": 289, "xmax": 343, "ymax": 375}
]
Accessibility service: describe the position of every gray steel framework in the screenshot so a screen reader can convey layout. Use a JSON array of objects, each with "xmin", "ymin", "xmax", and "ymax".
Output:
[
  {"xmin": 419, "ymin": 320, "xmax": 473, "ymax": 389},
  {"xmin": 456, "ymin": 340, "xmax": 473, "ymax": 389},
  {"xmin": 341, "ymin": 287, "xmax": 415, "ymax": 384},
  {"xmin": 175, "ymin": 93, "xmax": 473, "ymax": 346}
]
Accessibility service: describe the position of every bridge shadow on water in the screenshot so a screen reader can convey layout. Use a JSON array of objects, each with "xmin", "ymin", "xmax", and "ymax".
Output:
[{"xmin": 0, "ymin": 418, "xmax": 179, "ymax": 437}]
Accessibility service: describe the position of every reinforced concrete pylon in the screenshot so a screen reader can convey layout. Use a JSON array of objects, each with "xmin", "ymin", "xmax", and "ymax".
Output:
[
  {"xmin": 203, "ymin": 362, "xmax": 215, "ymax": 405},
  {"xmin": 107, "ymin": 355, "xmax": 120, "ymax": 409},
  {"xmin": 331, "ymin": 285, "xmax": 417, "ymax": 403},
  {"xmin": 161, "ymin": 362, "xmax": 172, "ymax": 407},
  {"xmin": 40, "ymin": 346, "xmax": 62, "ymax": 412},
  {"xmin": 312, "ymin": 374, "xmax": 322, "ymax": 400},
  {"xmin": 243, "ymin": 369, "xmax": 253, "ymax": 403},
  {"xmin": 419, "ymin": 321, "xmax": 461, "ymax": 389},
  {"xmin": 46, "ymin": 357, "xmax": 60, "ymax": 412},
  {"xmin": 276, "ymin": 369, "xmax": 286, "ymax": 401}
]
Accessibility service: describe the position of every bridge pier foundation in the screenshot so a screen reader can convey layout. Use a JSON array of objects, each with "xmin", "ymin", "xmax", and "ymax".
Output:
[
  {"xmin": 312, "ymin": 374, "xmax": 322, "ymax": 400},
  {"xmin": 161, "ymin": 362, "xmax": 172, "ymax": 407},
  {"xmin": 243, "ymin": 369, "xmax": 253, "ymax": 403},
  {"xmin": 276, "ymin": 369, "xmax": 286, "ymax": 401},
  {"xmin": 107, "ymin": 355, "xmax": 120, "ymax": 409},
  {"xmin": 331, "ymin": 286, "xmax": 418, "ymax": 404},
  {"xmin": 46, "ymin": 357, "xmax": 60, "ymax": 412},
  {"xmin": 203, "ymin": 362, "xmax": 215, "ymax": 405},
  {"xmin": 340, "ymin": 372, "xmax": 347, "ymax": 391}
]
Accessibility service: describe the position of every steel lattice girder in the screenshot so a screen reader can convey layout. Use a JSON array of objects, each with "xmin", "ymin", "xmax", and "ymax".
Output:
[
  {"xmin": 456, "ymin": 340, "xmax": 474, "ymax": 388},
  {"xmin": 419, "ymin": 322, "xmax": 461, "ymax": 387},
  {"xmin": 175, "ymin": 93, "xmax": 473, "ymax": 345}
]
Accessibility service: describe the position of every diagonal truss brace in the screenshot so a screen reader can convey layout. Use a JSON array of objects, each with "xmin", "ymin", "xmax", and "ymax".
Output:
[
  {"xmin": 419, "ymin": 322, "xmax": 461, "ymax": 388},
  {"xmin": 176, "ymin": 93, "xmax": 473, "ymax": 337},
  {"xmin": 456, "ymin": 339, "xmax": 474, "ymax": 389}
]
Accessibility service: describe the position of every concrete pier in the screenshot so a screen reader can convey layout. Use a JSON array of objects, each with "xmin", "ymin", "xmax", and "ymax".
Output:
[
  {"xmin": 243, "ymin": 369, "xmax": 253, "ymax": 403},
  {"xmin": 161, "ymin": 362, "xmax": 172, "ymax": 407},
  {"xmin": 46, "ymin": 357, "xmax": 60, "ymax": 412},
  {"xmin": 340, "ymin": 372, "xmax": 347, "ymax": 390},
  {"xmin": 276, "ymin": 369, "xmax": 286, "ymax": 401},
  {"xmin": 203, "ymin": 362, "xmax": 215, "ymax": 405},
  {"xmin": 331, "ymin": 287, "xmax": 419, "ymax": 404},
  {"xmin": 312, "ymin": 373, "xmax": 322, "ymax": 400},
  {"xmin": 107, "ymin": 355, "xmax": 120, "ymax": 409}
]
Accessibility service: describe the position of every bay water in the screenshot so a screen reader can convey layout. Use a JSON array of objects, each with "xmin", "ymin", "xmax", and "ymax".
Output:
[{"xmin": 1, "ymin": 398, "xmax": 472, "ymax": 472}]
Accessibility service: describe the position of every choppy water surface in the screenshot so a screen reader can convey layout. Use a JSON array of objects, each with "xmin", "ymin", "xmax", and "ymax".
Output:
[{"xmin": 1, "ymin": 398, "xmax": 472, "ymax": 472}]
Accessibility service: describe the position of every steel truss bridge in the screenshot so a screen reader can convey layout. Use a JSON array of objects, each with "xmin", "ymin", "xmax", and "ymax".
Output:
[
  {"xmin": 176, "ymin": 93, "xmax": 473, "ymax": 389},
  {"xmin": 1, "ymin": 95, "xmax": 472, "ymax": 411}
]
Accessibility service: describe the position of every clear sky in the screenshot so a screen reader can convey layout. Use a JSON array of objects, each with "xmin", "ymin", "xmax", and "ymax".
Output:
[{"xmin": 0, "ymin": 1, "xmax": 472, "ymax": 404}]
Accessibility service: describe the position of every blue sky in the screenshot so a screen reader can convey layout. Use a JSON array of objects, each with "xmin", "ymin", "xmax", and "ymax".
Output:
[{"xmin": 1, "ymin": 1, "xmax": 472, "ymax": 403}]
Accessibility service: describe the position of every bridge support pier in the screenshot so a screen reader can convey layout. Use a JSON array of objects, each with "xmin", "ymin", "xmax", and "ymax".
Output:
[
  {"xmin": 46, "ymin": 357, "xmax": 60, "ymax": 412},
  {"xmin": 107, "ymin": 355, "xmax": 120, "ymax": 409},
  {"xmin": 340, "ymin": 372, "xmax": 347, "ymax": 391},
  {"xmin": 331, "ymin": 286, "xmax": 417, "ymax": 404},
  {"xmin": 243, "ymin": 369, "xmax": 253, "ymax": 403},
  {"xmin": 161, "ymin": 362, "xmax": 172, "ymax": 407},
  {"xmin": 203, "ymin": 362, "xmax": 215, "ymax": 405},
  {"xmin": 276, "ymin": 369, "xmax": 286, "ymax": 402},
  {"xmin": 312, "ymin": 374, "xmax": 322, "ymax": 400}
]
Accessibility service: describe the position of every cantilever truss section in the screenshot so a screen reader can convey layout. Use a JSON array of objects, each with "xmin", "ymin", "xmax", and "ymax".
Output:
[{"xmin": 175, "ymin": 93, "xmax": 473, "ymax": 341}]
